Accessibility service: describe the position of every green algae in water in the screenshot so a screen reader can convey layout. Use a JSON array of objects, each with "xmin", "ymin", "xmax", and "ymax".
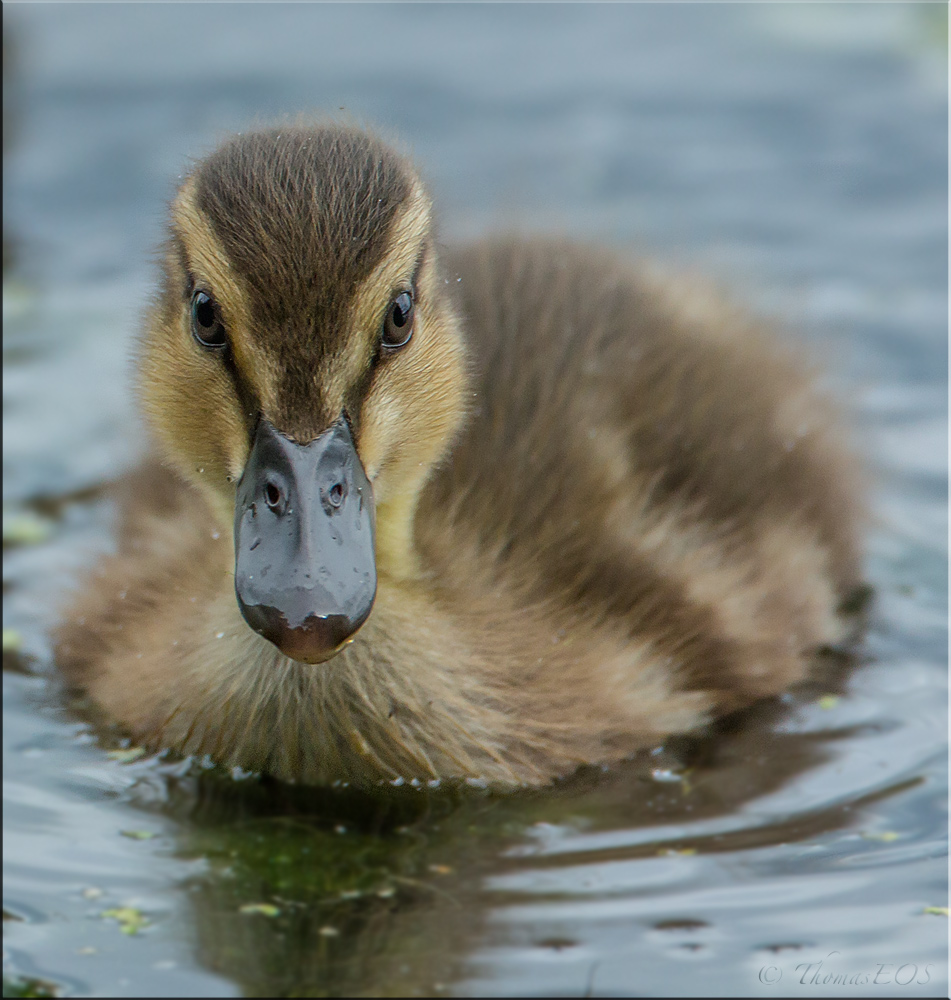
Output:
[
  {"xmin": 2, "ymin": 630, "xmax": 23, "ymax": 653},
  {"xmin": 164, "ymin": 769, "xmax": 543, "ymax": 996},
  {"xmin": 2, "ymin": 631, "xmax": 34, "ymax": 675},
  {"xmin": 2, "ymin": 513, "xmax": 52, "ymax": 547},
  {"xmin": 239, "ymin": 903, "xmax": 281, "ymax": 918},
  {"xmin": 190, "ymin": 816, "xmax": 422, "ymax": 904},
  {"xmin": 101, "ymin": 907, "xmax": 150, "ymax": 935},
  {"xmin": 2, "ymin": 975, "xmax": 60, "ymax": 999}
]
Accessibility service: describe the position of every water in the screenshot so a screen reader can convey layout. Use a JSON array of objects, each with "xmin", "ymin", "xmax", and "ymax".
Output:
[{"xmin": 3, "ymin": 4, "xmax": 947, "ymax": 996}]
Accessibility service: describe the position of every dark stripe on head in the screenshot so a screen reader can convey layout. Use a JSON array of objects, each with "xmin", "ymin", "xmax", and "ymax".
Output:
[
  {"xmin": 193, "ymin": 126, "xmax": 414, "ymax": 415},
  {"xmin": 220, "ymin": 348, "xmax": 260, "ymax": 441},
  {"xmin": 170, "ymin": 232, "xmax": 261, "ymax": 440},
  {"xmin": 345, "ymin": 238, "xmax": 432, "ymax": 443}
]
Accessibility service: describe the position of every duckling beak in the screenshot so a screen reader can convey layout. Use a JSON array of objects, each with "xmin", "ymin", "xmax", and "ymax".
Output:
[{"xmin": 233, "ymin": 416, "xmax": 376, "ymax": 664}]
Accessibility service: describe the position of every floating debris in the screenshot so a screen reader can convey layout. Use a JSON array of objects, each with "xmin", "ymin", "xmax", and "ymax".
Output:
[
  {"xmin": 659, "ymin": 848, "xmax": 697, "ymax": 857},
  {"xmin": 120, "ymin": 830, "xmax": 158, "ymax": 841},
  {"xmin": 650, "ymin": 766, "xmax": 693, "ymax": 795},
  {"xmin": 101, "ymin": 907, "xmax": 149, "ymax": 935},
  {"xmin": 238, "ymin": 903, "xmax": 280, "ymax": 918},
  {"xmin": 107, "ymin": 747, "xmax": 147, "ymax": 764},
  {"xmin": 817, "ymin": 694, "xmax": 840, "ymax": 710},
  {"xmin": 2, "ymin": 512, "xmax": 53, "ymax": 546},
  {"xmin": 861, "ymin": 831, "xmax": 901, "ymax": 842},
  {"xmin": 536, "ymin": 937, "xmax": 578, "ymax": 951},
  {"xmin": 923, "ymin": 906, "xmax": 948, "ymax": 917},
  {"xmin": 2, "ymin": 629, "xmax": 23, "ymax": 653},
  {"xmin": 2, "ymin": 629, "xmax": 34, "ymax": 675},
  {"xmin": 427, "ymin": 864, "xmax": 452, "ymax": 875},
  {"xmin": 318, "ymin": 925, "xmax": 340, "ymax": 937}
]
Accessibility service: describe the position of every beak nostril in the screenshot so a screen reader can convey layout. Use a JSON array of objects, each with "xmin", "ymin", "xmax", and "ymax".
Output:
[
  {"xmin": 263, "ymin": 481, "xmax": 282, "ymax": 510},
  {"xmin": 328, "ymin": 483, "xmax": 345, "ymax": 508}
]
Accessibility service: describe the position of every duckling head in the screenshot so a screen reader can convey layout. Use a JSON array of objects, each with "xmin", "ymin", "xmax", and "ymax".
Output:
[{"xmin": 138, "ymin": 125, "xmax": 468, "ymax": 663}]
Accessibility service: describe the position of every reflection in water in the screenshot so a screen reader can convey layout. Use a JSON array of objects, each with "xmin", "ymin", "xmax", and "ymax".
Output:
[{"xmin": 85, "ymin": 650, "xmax": 910, "ymax": 998}]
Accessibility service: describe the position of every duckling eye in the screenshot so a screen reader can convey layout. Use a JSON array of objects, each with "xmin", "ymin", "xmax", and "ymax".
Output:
[
  {"xmin": 382, "ymin": 291, "xmax": 414, "ymax": 349},
  {"xmin": 191, "ymin": 291, "xmax": 228, "ymax": 349}
]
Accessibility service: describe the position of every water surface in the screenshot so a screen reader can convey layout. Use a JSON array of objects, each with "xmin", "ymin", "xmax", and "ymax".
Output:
[{"xmin": 3, "ymin": 4, "xmax": 947, "ymax": 997}]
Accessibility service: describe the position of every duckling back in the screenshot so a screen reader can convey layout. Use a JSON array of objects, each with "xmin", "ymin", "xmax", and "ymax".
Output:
[{"xmin": 418, "ymin": 238, "xmax": 862, "ymax": 712}]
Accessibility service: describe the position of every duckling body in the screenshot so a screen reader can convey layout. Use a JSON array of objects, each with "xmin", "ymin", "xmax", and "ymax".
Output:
[{"xmin": 57, "ymin": 125, "xmax": 862, "ymax": 786}]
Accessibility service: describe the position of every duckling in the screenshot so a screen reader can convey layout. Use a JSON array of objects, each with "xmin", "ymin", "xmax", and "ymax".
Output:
[{"xmin": 56, "ymin": 123, "xmax": 863, "ymax": 787}]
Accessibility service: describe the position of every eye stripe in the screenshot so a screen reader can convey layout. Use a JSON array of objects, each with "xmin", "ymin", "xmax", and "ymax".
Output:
[
  {"xmin": 221, "ymin": 349, "xmax": 259, "ymax": 440},
  {"xmin": 182, "ymin": 284, "xmax": 258, "ymax": 438}
]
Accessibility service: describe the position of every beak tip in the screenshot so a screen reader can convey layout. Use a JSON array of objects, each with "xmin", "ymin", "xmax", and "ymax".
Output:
[{"xmin": 237, "ymin": 594, "xmax": 373, "ymax": 665}]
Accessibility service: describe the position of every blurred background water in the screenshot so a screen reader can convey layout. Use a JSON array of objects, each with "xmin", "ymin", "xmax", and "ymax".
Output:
[{"xmin": 3, "ymin": 3, "xmax": 947, "ymax": 997}]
